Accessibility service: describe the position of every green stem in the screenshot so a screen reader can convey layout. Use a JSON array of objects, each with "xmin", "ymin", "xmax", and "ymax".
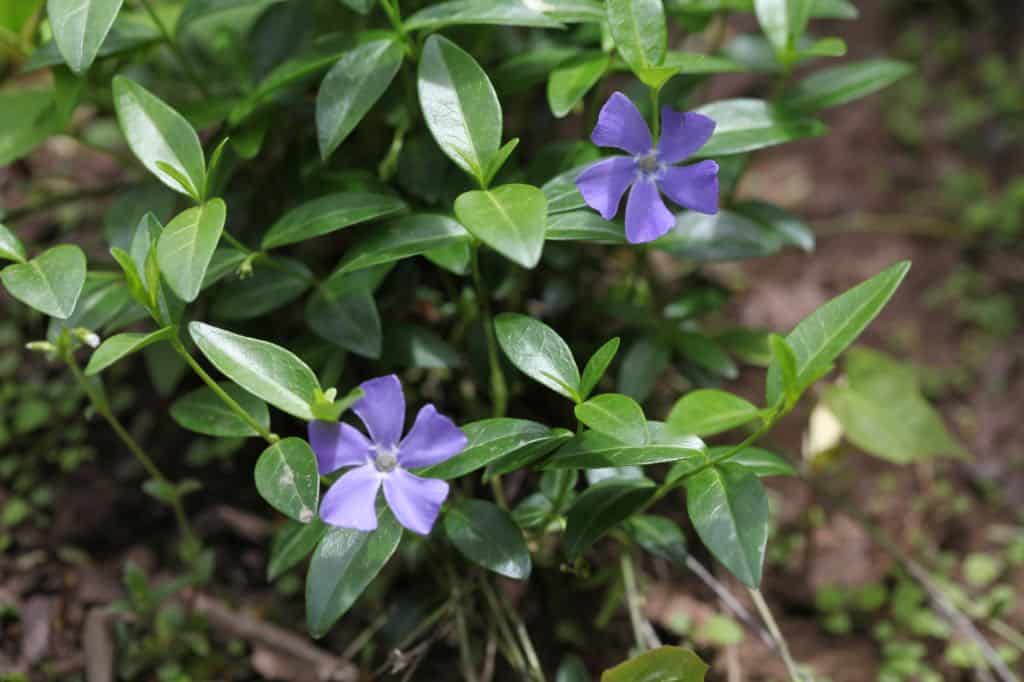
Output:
[
  {"xmin": 620, "ymin": 551, "xmax": 649, "ymax": 653},
  {"xmin": 750, "ymin": 588, "xmax": 804, "ymax": 682},
  {"xmin": 138, "ymin": 0, "xmax": 210, "ymax": 97},
  {"xmin": 470, "ymin": 245, "xmax": 508, "ymax": 418},
  {"xmin": 649, "ymin": 86, "xmax": 661, "ymax": 141},
  {"xmin": 170, "ymin": 338, "xmax": 279, "ymax": 444},
  {"xmin": 479, "ymin": 573, "xmax": 529, "ymax": 675},
  {"xmin": 65, "ymin": 350, "xmax": 197, "ymax": 551}
]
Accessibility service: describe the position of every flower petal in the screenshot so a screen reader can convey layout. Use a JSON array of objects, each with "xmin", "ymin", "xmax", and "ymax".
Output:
[
  {"xmin": 382, "ymin": 469, "xmax": 449, "ymax": 536},
  {"xmin": 319, "ymin": 464, "xmax": 382, "ymax": 531},
  {"xmin": 308, "ymin": 420, "xmax": 371, "ymax": 474},
  {"xmin": 625, "ymin": 178, "xmax": 676, "ymax": 243},
  {"xmin": 353, "ymin": 374, "xmax": 405, "ymax": 448},
  {"xmin": 575, "ymin": 157, "xmax": 637, "ymax": 220},
  {"xmin": 660, "ymin": 161, "xmax": 720, "ymax": 215},
  {"xmin": 657, "ymin": 109, "xmax": 716, "ymax": 164},
  {"xmin": 591, "ymin": 92, "xmax": 652, "ymax": 155},
  {"xmin": 398, "ymin": 405, "xmax": 468, "ymax": 469}
]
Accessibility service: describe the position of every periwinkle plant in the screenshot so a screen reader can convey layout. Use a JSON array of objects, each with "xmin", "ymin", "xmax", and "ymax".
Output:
[{"xmin": 0, "ymin": 0, "xmax": 917, "ymax": 678}]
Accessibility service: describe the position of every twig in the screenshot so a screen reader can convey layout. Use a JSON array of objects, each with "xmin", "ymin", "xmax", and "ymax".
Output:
[
  {"xmin": 749, "ymin": 588, "xmax": 805, "ymax": 682},
  {"xmin": 684, "ymin": 556, "xmax": 775, "ymax": 650}
]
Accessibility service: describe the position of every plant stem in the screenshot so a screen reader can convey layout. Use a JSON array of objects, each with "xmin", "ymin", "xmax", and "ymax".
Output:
[
  {"xmin": 649, "ymin": 86, "xmax": 661, "ymax": 141},
  {"xmin": 170, "ymin": 338, "xmax": 279, "ymax": 444},
  {"xmin": 478, "ymin": 574, "xmax": 530, "ymax": 676},
  {"xmin": 65, "ymin": 350, "xmax": 197, "ymax": 551},
  {"xmin": 620, "ymin": 551, "xmax": 649, "ymax": 653},
  {"xmin": 470, "ymin": 245, "xmax": 508, "ymax": 418},
  {"xmin": 749, "ymin": 588, "xmax": 804, "ymax": 682},
  {"xmin": 138, "ymin": 0, "xmax": 210, "ymax": 96}
]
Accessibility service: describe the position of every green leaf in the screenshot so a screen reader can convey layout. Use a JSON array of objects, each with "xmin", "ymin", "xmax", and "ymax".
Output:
[
  {"xmin": 495, "ymin": 312, "xmax": 580, "ymax": 400},
  {"xmin": 306, "ymin": 285, "xmax": 381, "ymax": 359},
  {"xmin": 170, "ymin": 381, "xmax": 270, "ymax": 437},
  {"xmin": 382, "ymin": 322, "xmax": 463, "ymax": 369},
  {"xmin": 405, "ymin": 0, "xmax": 563, "ymax": 31},
  {"xmin": 546, "ymin": 210, "xmax": 626, "ymax": 244},
  {"xmin": 606, "ymin": 0, "xmax": 668, "ymax": 72},
  {"xmin": 332, "ymin": 214, "xmax": 470, "ymax": 276},
  {"xmin": 261, "ymin": 192, "xmax": 406, "ymax": 250},
  {"xmin": 444, "ymin": 499, "xmax": 532, "ymax": 579},
  {"xmin": 544, "ymin": 426, "xmax": 704, "ymax": 469},
  {"xmin": 156, "ymin": 200, "xmax": 226, "ymax": 303},
  {"xmin": 268, "ymin": 518, "xmax": 327, "ymax": 580},
  {"xmin": 84, "ymin": 327, "xmax": 174, "ymax": 375},
  {"xmin": 339, "ymin": 0, "xmax": 374, "ymax": 13},
  {"xmin": 46, "ymin": 0, "xmax": 124, "ymax": 73},
  {"xmin": 211, "ymin": 258, "xmax": 312, "ymax": 320},
  {"xmin": 1, "ymin": 244, "xmax": 86, "ymax": 319},
  {"xmin": 575, "ymin": 393, "xmax": 648, "ymax": 445},
  {"xmin": 418, "ymin": 35, "xmax": 502, "ymax": 182},
  {"xmin": 673, "ymin": 331, "xmax": 738, "ymax": 379},
  {"xmin": 112, "ymin": 76, "xmax": 206, "ymax": 199},
  {"xmin": 23, "ymin": 18, "xmax": 160, "ymax": 72},
  {"xmin": 662, "ymin": 51, "xmax": 745, "ymax": 74},
  {"xmin": 765, "ymin": 261, "xmax": 910, "ymax": 406},
  {"xmin": 547, "ymin": 51, "xmax": 610, "ymax": 118},
  {"xmin": 617, "ymin": 337, "xmax": 670, "ymax": 403},
  {"xmin": 255, "ymin": 438, "xmax": 320, "ymax": 523},
  {"xmin": 0, "ymin": 224, "xmax": 26, "ymax": 263},
  {"xmin": 709, "ymin": 446, "xmax": 798, "ymax": 477},
  {"xmin": 316, "ymin": 39, "xmax": 403, "ymax": 159},
  {"xmin": 45, "ymin": 273, "xmax": 137, "ymax": 342},
  {"xmin": 483, "ymin": 428, "xmax": 574, "ymax": 478},
  {"xmin": 455, "ymin": 185, "xmax": 547, "ymax": 269},
  {"xmin": 564, "ymin": 478, "xmax": 655, "ymax": 560},
  {"xmin": 624, "ymin": 515, "xmax": 687, "ymax": 566},
  {"xmin": 601, "ymin": 647, "xmax": 707, "ymax": 682},
  {"xmin": 557, "ymin": 654, "xmax": 592, "ymax": 682},
  {"xmin": 542, "ymin": 167, "xmax": 589, "ymax": 215},
  {"xmin": 580, "ymin": 337, "xmax": 619, "ymax": 399},
  {"xmin": 733, "ymin": 200, "xmax": 815, "ymax": 253},
  {"xmin": 0, "ymin": 89, "xmax": 63, "ymax": 166},
  {"xmin": 654, "ymin": 209, "xmax": 793, "ymax": 262},
  {"xmin": 305, "ymin": 510, "xmax": 402, "ymax": 637},
  {"xmin": 784, "ymin": 59, "xmax": 913, "ymax": 113},
  {"xmin": 823, "ymin": 348, "xmax": 965, "ymax": 463},
  {"xmin": 685, "ymin": 464, "xmax": 768, "ymax": 587},
  {"xmin": 418, "ymin": 418, "xmax": 553, "ymax": 479},
  {"xmin": 695, "ymin": 99, "xmax": 825, "ymax": 157},
  {"xmin": 754, "ymin": 0, "xmax": 813, "ymax": 53},
  {"xmin": 768, "ymin": 334, "xmax": 798, "ymax": 405},
  {"xmin": 189, "ymin": 321, "xmax": 322, "ymax": 420},
  {"xmin": 666, "ymin": 389, "xmax": 761, "ymax": 437}
]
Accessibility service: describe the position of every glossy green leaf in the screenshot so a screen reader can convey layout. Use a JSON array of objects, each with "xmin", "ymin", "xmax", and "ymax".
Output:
[
  {"xmin": 24, "ymin": 18, "xmax": 159, "ymax": 72},
  {"xmin": 733, "ymin": 200, "xmax": 815, "ymax": 253},
  {"xmin": 261, "ymin": 192, "xmax": 406, "ymax": 250},
  {"xmin": 754, "ymin": 0, "xmax": 813, "ymax": 53},
  {"xmin": 0, "ymin": 89, "xmax": 63, "ymax": 166},
  {"xmin": 784, "ymin": 59, "xmax": 913, "ymax": 113},
  {"xmin": 575, "ymin": 393, "xmax": 648, "ymax": 445},
  {"xmin": 189, "ymin": 321, "xmax": 321, "ymax": 420},
  {"xmin": 0, "ymin": 224, "xmax": 26, "ymax": 263},
  {"xmin": 696, "ymin": 99, "xmax": 825, "ymax": 157},
  {"xmin": 483, "ymin": 428, "xmax": 574, "ymax": 478},
  {"xmin": 268, "ymin": 518, "xmax": 327, "ymax": 580},
  {"xmin": 580, "ymin": 337, "xmax": 619, "ymax": 399},
  {"xmin": 455, "ymin": 185, "xmax": 547, "ymax": 269},
  {"xmin": 662, "ymin": 51, "xmax": 745, "ymax": 74},
  {"xmin": 170, "ymin": 381, "xmax": 270, "ymax": 437},
  {"xmin": 495, "ymin": 313, "xmax": 580, "ymax": 399},
  {"xmin": 685, "ymin": 463, "xmax": 768, "ymax": 587},
  {"xmin": 557, "ymin": 654, "xmax": 592, "ymax": 682},
  {"xmin": 1, "ymin": 244, "xmax": 86, "ymax": 319},
  {"xmin": 601, "ymin": 647, "xmax": 707, "ymax": 682},
  {"xmin": 708, "ymin": 446, "xmax": 798, "ymax": 477},
  {"xmin": 46, "ymin": 0, "xmax": 124, "ymax": 73},
  {"xmin": 418, "ymin": 418, "xmax": 553, "ymax": 479},
  {"xmin": 606, "ymin": 0, "xmax": 667, "ymax": 72},
  {"xmin": 255, "ymin": 438, "xmax": 320, "ymax": 523},
  {"xmin": 673, "ymin": 331, "xmax": 738, "ymax": 379},
  {"xmin": 45, "ymin": 273, "xmax": 137, "ymax": 341},
  {"xmin": 548, "ymin": 51, "xmax": 610, "ymax": 118},
  {"xmin": 316, "ymin": 39, "xmax": 403, "ymax": 159},
  {"xmin": 666, "ymin": 389, "xmax": 761, "ymax": 437},
  {"xmin": 156, "ymin": 199, "xmax": 225, "ymax": 303},
  {"xmin": 444, "ymin": 499, "xmax": 531, "ymax": 579},
  {"xmin": 653, "ymin": 210, "xmax": 787, "ymax": 262},
  {"xmin": 564, "ymin": 478, "xmax": 655, "ymax": 560},
  {"xmin": 306, "ymin": 285, "xmax": 381, "ymax": 359},
  {"xmin": 544, "ymin": 427, "xmax": 704, "ymax": 469},
  {"xmin": 546, "ymin": 210, "xmax": 626, "ymax": 244},
  {"xmin": 617, "ymin": 337, "xmax": 670, "ymax": 403},
  {"xmin": 176, "ymin": 0, "xmax": 282, "ymax": 32},
  {"xmin": 768, "ymin": 333, "xmax": 798, "ymax": 405},
  {"xmin": 405, "ymin": 0, "xmax": 563, "ymax": 31},
  {"xmin": 542, "ymin": 167, "xmax": 589, "ymax": 215},
  {"xmin": 418, "ymin": 35, "xmax": 502, "ymax": 182},
  {"xmin": 84, "ymin": 326, "xmax": 174, "ymax": 375},
  {"xmin": 212, "ymin": 258, "xmax": 312, "ymax": 320},
  {"xmin": 332, "ymin": 214, "xmax": 470, "ymax": 276},
  {"xmin": 112, "ymin": 76, "xmax": 206, "ymax": 199},
  {"xmin": 624, "ymin": 515, "xmax": 687, "ymax": 566},
  {"xmin": 305, "ymin": 510, "xmax": 402, "ymax": 638},
  {"xmin": 765, "ymin": 261, "xmax": 910, "ymax": 406}
]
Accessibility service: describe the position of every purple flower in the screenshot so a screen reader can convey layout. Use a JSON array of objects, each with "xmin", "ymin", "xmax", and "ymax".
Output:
[
  {"xmin": 308, "ymin": 375, "xmax": 467, "ymax": 535},
  {"xmin": 575, "ymin": 92, "xmax": 720, "ymax": 244}
]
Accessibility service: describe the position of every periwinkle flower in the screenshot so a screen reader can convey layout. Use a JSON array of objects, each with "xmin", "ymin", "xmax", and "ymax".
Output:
[
  {"xmin": 309, "ymin": 375, "xmax": 467, "ymax": 535},
  {"xmin": 576, "ymin": 92, "xmax": 720, "ymax": 244}
]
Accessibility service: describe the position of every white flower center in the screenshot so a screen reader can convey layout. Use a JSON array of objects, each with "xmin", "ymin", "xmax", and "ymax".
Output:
[
  {"xmin": 634, "ymin": 151, "xmax": 665, "ymax": 180},
  {"xmin": 374, "ymin": 448, "xmax": 399, "ymax": 473}
]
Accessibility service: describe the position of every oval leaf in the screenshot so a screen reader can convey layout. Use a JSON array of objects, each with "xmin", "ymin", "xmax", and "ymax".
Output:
[
  {"xmin": 189, "ymin": 321, "xmax": 321, "ymax": 420},
  {"xmin": 696, "ymin": 99, "xmax": 826, "ymax": 157},
  {"xmin": 112, "ymin": 76, "xmax": 206, "ymax": 199},
  {"xmin": 85, "ymin": 326, "xmax": 174, "ymax": 375},
  {"xmin": 580, "ymin": 337, "xmax": 620, "ymax": 399},
  {"xmin": 606, "ymin": 0, "xmax": 668, "ymax": 71},
  {"xmin": 601, "ymin": 647, "xmax": 707, "ymax": 682},
  {"xmin": 455, "ymin": 184, "xmax": 547, "ymax": 269},
  {"xmin": 495, "ymin": 313, "xmax": 580, "ymax": 399},
  {"xmin": 157, "ymin": 199, "xmax": 226, "ymax": 303},
  {"xmin": 547, "ymin": 51, "xmax": 610, "ymax": 118},
  {"xmin": 406, "ymin": 0, "xmax": 564, "ymax": 31},
  {"xmin": 255, "ymin": 438, "xmax": 319, "ymax": 523},
  {"xmin": 0, "ymin": 224, "xmax": 27, "ymax": 263},
  {"xmin": 268, "ymin": 519, "xmax": 327, "ymax": 581},
  {"xmin": 666, "ymin": 389, "xmax": 761, "ymax": 437},
  {"xmin": 564, "ymin": 478, "xmax": 655, "ymax": 560},
  {"xmin": 444, "ymin": 499, "xmax": 532, "ymax": 579},
  {"xmin": 47, "ymin": 0, "xmax": 125, "ymax": 73},
  {"xmin": 261, "ymin": 192, "xmax": 407, "ymax": 250},
  {"xmin": 170, "ymin": 381, "xmax": 270, "ymax": 437},
  {"xmin": 1, "ymin": 244, "xmax": 87, "ymax": 319},
  {"xmin": 784, "ymin": 58, "xmax": 913, "ymax": 113},
  {"xmin": 418, "ymin": 418, "xmax": 554, "ymax": 480},
  {"xmin": 332, "ymin": 214, "xmax": 470, "ymax": 276},
  {"xmin": 574, "ymin": 393, "xmax": 648, "ymax": 445}
]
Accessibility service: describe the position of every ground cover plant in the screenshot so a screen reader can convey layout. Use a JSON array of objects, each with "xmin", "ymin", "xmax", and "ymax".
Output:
[{"xmin": 2, "ymin": 0, "xmax": 1022, "ymax": 680}]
